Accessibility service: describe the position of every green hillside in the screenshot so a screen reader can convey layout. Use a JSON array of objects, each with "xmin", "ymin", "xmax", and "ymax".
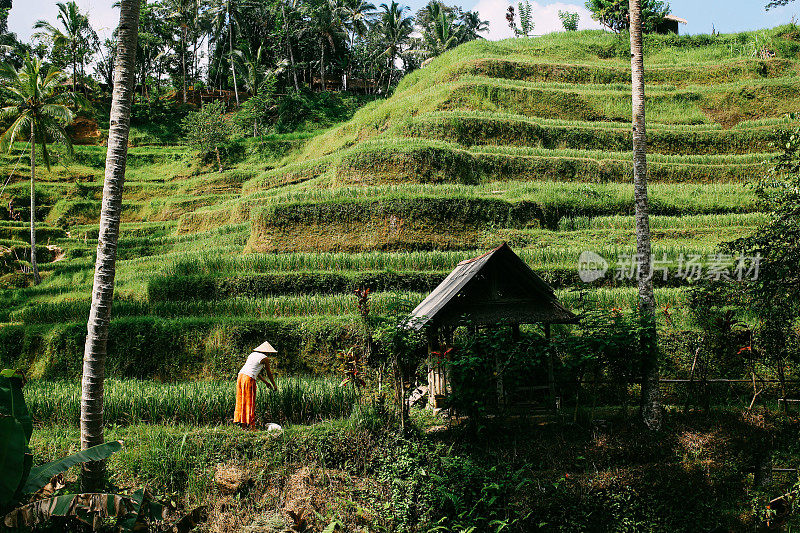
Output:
[{"xmin": 2, "ymin": 28, "xmax": 799, "ymax": 379}]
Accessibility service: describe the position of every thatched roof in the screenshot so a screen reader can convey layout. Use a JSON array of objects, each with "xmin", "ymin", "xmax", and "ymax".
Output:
[
  {"xmin": 664, "ymin": 14, "xmax": 688, "ymax": 24},
  {"xmin": 408, "ymin": 243, "xmax": 576, "ymax": 330}
]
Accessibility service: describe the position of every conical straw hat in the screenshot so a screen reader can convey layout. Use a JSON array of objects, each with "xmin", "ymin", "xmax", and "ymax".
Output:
[{"xmin": 253, "ymin": 341, "xmax": 277, "ymax": 353}]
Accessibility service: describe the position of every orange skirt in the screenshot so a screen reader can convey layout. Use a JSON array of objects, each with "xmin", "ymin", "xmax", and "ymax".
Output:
[{"xmin": 234, "ymin": 374, "xmax": 257, "ymax": 427}]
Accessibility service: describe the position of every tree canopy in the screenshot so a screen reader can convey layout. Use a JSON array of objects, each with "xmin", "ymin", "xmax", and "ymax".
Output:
[{"xmin": 585, "ymin": 0, "xmax": 670, "ymax": 33}]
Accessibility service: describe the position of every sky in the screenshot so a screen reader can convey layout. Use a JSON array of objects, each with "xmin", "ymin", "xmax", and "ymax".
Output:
[{"xmin": 7, "ymin": 0, "xmax": 800, "ymax": 45}]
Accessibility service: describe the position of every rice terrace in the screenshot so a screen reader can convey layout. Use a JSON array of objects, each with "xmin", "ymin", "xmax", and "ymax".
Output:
[{"xmin": 5, "ymin": 0, "xmax": 800, "ymax": 530}]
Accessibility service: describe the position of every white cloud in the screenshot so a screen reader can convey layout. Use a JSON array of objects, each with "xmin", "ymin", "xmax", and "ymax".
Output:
[
  {"xmin": 472, "ymin": 0, "xmax": 602, "ymax": 41},
  {"xmin": 8, "ymin": 1, "xmax": 119, "ymax": 44}
]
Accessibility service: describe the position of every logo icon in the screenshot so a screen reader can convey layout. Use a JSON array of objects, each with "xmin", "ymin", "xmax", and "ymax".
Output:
[{"xmin": 578, "ymin": 251, "xmax": 608, "ymax": 283}]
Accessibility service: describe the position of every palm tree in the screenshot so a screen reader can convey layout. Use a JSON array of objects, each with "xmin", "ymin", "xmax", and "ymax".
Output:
[
  {"xmin": 0, "ymin": 58, "xmax": 75, "ymax": 286},
  {"xmin": 343, "ymin": 0, "xmax": 376, "ymax": 44},
  {"xmin": 34, "ymin": 2, "xmax": 96, "ymax": 95},
  {"xmin": 311, "ymin": 0, "xmax": 346, "ymax": 91},
  {"xmin": 458, "ymin": 11, "xmax": 490, "ymax": 41},
  {"xmin": 224, "ymin": 0, "xmax": 240, "ymax": 105},
  {"xmin": 281, "ymin": 0, "xmax": 301, "ymax": 92},
  {"xmin": 80, "ymin": 0, "xmax": 140, "ymax": 491},
  {"xmin": 342, "ymin": 0, "xmax": 375, "ymax": 90},
  {"xmin": 378, "ymin": 1, "xmax": 412, "ymax": 93},
  {"xmin": 422, "ymin": 3, "xmax": 459, "ymax": 56},
  {"xmin": 629, "ymin": 0, "xmax": 660, "ymax": 430},
  {"xmin": 164, "ymin": 0, "xmax": 190, "ymax": 103},
  {"xmin": 233, "ymin": 43, "xmax": 268, "ymax": 94}
]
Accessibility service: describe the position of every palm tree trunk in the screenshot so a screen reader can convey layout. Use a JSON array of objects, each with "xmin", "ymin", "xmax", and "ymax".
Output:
[
  {"xmin": 72, "ymin": 44, "xmax": 77, "ymax": 94},
  {"xmin": 182, "ymin": 24, "xmax": 188, "ymax": 103},
  {"xmin": 320, "ymin": 36, "xmax": 326, "ymax": 92},
  {"xmin": 29, "ymin": 124, "xmax": 40, "ymax": 285},
  {"xmin": 80, "ymin": 0, "xmax": 140, "ymax": 491},
  {"xmin": 228, "ymin": 2, "xmax": 239, "ymax": 106},
  {"xmin": 281, "ymin": 3, "xmax": 300, "ymax": 93},
  {"xmin": 629, "ymin": 0, "xmax": 660, "ymax": 431}
]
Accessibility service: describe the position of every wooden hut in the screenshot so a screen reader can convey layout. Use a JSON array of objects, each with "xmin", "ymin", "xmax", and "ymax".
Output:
[
  {"xmin": 408, "ymin": 243, "xmax": 576, "ymax": 410},
  {"xmin": 656, "ymin": 14, "xmax": 687, "ymax": 35}
]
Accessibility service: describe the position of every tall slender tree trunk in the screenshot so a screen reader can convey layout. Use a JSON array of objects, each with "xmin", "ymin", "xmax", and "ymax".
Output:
[
  {"xmin": 228, "ymin": 2, "xmax": 239, "ymax": 106},
  {"xmin": 29, "ymin": 124, "xmax": 40, "ymax": 285},
  {"xmin": 72, "ymin": 45, "xmax": 77, "ymax": 94},
  {"xmin": 281, "ymin": 3, "xmax": 300, "ymax": 92},
  {"xmin": 182, "ymin": 24, "xmax": 188, "ymax": 103},
  {"xmin": 320, "ymin": 36, "xmax": 326, "ymax": 92},
  {"xmin": 629, "ymin": 0, "xmax": 660, "ymax": 431},
  {"xmin": 80, "ymin": 0, "xmax": 140, "ymax": 491}
]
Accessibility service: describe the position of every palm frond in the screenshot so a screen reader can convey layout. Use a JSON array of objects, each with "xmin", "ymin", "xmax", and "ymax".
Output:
[
  {"xmin": 0, "ymin": 113, "xmax": 30, "ymax": 154},
  {"xmin": 0, "ymin": 105, "xmax": 22, "ymax": 121},
  {"xmin": 40, "ymin": 104, "xmax": 75, "ymax": 125},
  {"xmin": 43, "ymin": 119, "xmax": 73, "ymax": 159},
  {"xmin": 34, "ymin": 120, "xmax": 52, "ymax": 171}
]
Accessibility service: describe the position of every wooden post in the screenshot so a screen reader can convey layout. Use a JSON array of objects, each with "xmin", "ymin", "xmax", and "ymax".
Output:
[
  {"xmin": 497, "ymin": 324, "xmax": 520, "ymax": 409},
  {"xmin": 495, "ymin": 352, "xmax": 504, "ymax": 410},
  {"xmin": 545, "ymin": 324, "xmax": 556, "ymax": 413},
  {"xmin": 427, "ymin": 325, "xmax": 443, "ymax": 409}
]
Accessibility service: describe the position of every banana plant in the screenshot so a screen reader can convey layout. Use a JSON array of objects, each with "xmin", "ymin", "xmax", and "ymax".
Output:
[{"xmin": 0, "ymin": 369, "xmax": 207, "ymax": 531}]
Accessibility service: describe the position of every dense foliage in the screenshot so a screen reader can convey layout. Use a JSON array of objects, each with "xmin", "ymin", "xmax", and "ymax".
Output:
[{"xmin": 585, "ymin": 0, "xmax": 670, "ymax": 33}]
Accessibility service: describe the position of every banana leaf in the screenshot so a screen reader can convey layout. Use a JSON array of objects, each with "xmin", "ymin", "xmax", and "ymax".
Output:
[
  {"xmin": 116, "ymin": 488, "xmax": 145, "ymax": 532},
  {"xmin": 22, "ymin": 440, "xmax": 123, "ymax": 494},
  {"xmin": 0, "ymin": 372, "xmax": 32, "ymax": 509},
  {"xmin": 4, "ymin": 492, "xmax": 186, "ymax": 532},
  {"xmin": 3, "ymin": 492, "xmax": 138, "ymax": 529},
  {"xmin": 0, "ymin": 370, "xmax": 31, "ymax": 441}
]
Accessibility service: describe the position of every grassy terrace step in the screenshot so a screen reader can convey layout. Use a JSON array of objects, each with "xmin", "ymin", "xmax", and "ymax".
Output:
[
  {"xmin": 441, "ymin": 77, "xmax": 800, "ymax": 125},
  {"xmin": 0, "ymin": 222, "xmax": 66, "ymax": 240},
  {"xmin": 399, "ymin": 111, "xmax": 791, "ymax": 155},
  {"xmin": 453, "ymin": 57, "xmax": 800, "ymax": 86},
  {"xmin": 7, "ymin": 292, "xmax": 425, "ymax": 323},
  {"xmin": 334, "ymin": 139, "xmax": 770, "ymax": 185},
  {"xmin": 69, "ymin": 145, "xmax": 190, "ymax": 169},
  {"xmin": 246, "ymin": 188, "xmax": 759, "ymax": 251},
  {"xmin": 0, "ymin": 315, "xmax": 364, "ymax": 379},
  {"xmin": 9, "ymin": 284, "xmax": 697, "ymax": 326},
  {"xmin": 296, "ymin": 29, "xmax": 800, "ymax": 161},
  {"xmin": 147, "ymin": 270, "xmax": 446, "ymax": 301},
  {"xmin": 0, "ymin": 285, "xmax": 690, "ymax": 379},
  {"xmin": 239, "ymin": 157, "xmax": 335, "ymax": 195},
  {"xmin": 185, "ymin": 177, "xmax": 760, "ymax": 236},
  {"xmin": 398, "ymin": 29, "xmax": 800, "ymax": 86},
  {"xmin": 45, "ymin": 194, "xmax": 235, "ymax": 227}
]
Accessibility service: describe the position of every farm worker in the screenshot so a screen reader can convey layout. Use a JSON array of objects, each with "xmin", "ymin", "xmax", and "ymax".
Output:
[{"xmin": 234, "ymin": 341, "xmax": 278, "ymax": 428}]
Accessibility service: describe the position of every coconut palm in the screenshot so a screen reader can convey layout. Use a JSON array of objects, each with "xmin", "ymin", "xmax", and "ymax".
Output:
[
  {"xmin": 33, "ymin": 1, "xmax": 97, "ymax": 94},
  {"xmin": 422, "ymin": 3, "xmax": 460, "ymax": 56},
  {"xmin": 458, "ymin": 11, "xmax": 490, "ymax": 41},
  {"xmin": 0, "ymin": 57, "xmax": 76, "ymax": 286},
  {"xmin": 209, "ymin": 0, "xmax": 246, "ymax": 104},
  {"xmin": 343, "ymin": 0, "xmax": 376, "ymax": 43},
  {"xmin": 310, "ymin": 0, "xmax": 347, "ymax": 91},
  {"xmin": 629, "ymin": 0, "xmax": 660, "ymax": 430},
  {"xmin": 378, "ymin": 1, "xmax": 412, "ymax": 93},
  {"xmin": 281, "ymin": 0, "xmax": 302, "ymax": 92},
  {"xmin": 80, "ymin": 0, "xmax": 140, "ymax": 491}
]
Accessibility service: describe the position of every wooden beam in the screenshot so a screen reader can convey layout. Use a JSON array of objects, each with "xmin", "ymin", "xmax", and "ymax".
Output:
[{"xmin": 545, "ymin": 324, "xmax": 556, "ymax": 414}]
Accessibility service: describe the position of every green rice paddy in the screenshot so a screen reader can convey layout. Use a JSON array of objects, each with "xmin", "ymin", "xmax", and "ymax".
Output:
[{"xmin": 2, "ymin": 26, "xmax": 796, "ymax": 384}]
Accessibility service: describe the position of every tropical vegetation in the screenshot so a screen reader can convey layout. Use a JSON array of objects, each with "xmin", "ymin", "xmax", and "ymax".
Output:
[{"xmin": 1, "ymin": 0, "xmax": 800, "ymax": 530}]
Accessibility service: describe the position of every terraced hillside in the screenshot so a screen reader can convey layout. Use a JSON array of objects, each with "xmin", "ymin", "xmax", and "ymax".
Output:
[{"xmin": 2, "ymin": 28, "xmax": 799, "ymax": 379}]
